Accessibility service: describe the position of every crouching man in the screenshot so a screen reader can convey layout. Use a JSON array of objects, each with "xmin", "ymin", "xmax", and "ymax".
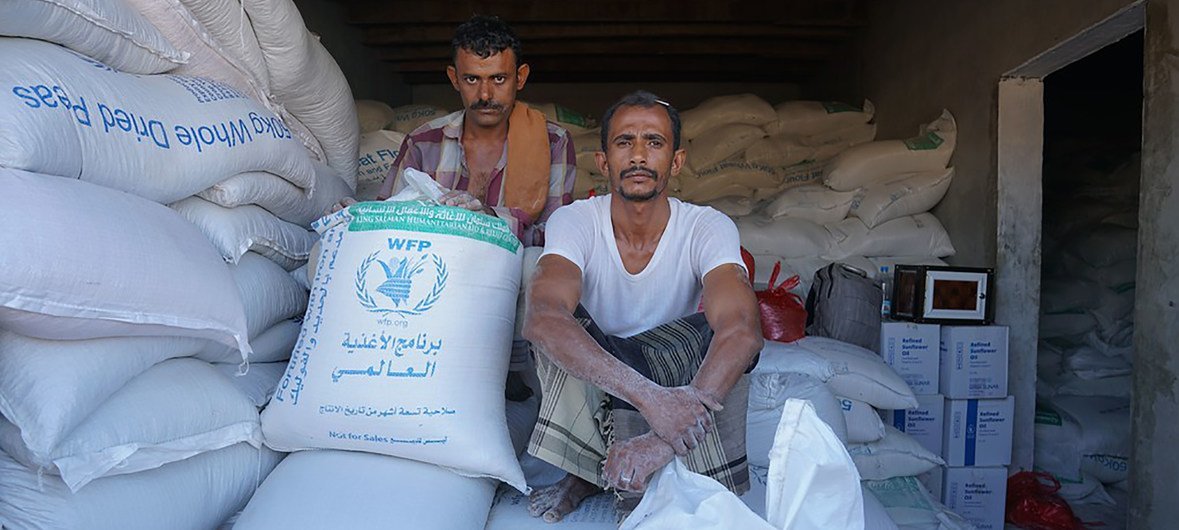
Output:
[{"xmin": 523, "ymin": 91, "xmax": 764, "ymax": 522}]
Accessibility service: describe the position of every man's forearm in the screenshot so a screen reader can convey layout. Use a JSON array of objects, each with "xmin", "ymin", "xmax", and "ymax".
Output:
[{"xmin": 690, "ymin": 325, "xmax": 763, "ymax": 404}]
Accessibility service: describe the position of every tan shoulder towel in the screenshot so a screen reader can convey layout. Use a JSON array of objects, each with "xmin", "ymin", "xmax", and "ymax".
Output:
[{"xmin": 504, "ymin": 102, "xmax": 551, "ymax": 221}]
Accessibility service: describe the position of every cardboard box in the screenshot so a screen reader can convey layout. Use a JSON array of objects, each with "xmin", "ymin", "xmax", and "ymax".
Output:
[
  {"xmin": 943, "ymin": 396, "xmax": 1014, "ymax": 467},
  {"xmin": 880, "ymin": 322, "xmax": 941, "ymax": 395},
  {"xmin": 939, "ymin": 325, "xmax": 1008, "ymax": 398},
  {"xmin": 881, "ymin": 394, "xmax": 945, "ymax": 457},
  {"xmin": 942, "ymin": 466, "xmax": 1008, "ymax": 530}
]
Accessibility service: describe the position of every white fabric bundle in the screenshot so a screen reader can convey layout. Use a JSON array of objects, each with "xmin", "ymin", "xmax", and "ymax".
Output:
[
  {"xmin": 848, "ymin": 167, "xmax": 954, "ymax": 228},
  {"xmin": 763, "ymin": 184, "xmax": 859, "ymax": 224},
  {"xmin": 198, "ymin": 162, "xmax": 354, "ymax": 227},
  {"xmin": 825, "ymin": 110, "xmax": 956, "ymax": 192},
  {"xmin": 766, "ymin": 100, "xmax": 875, "ymax": 137},
  {"xmin": 170, "ymin": 196, "xmax": 318, "ymax": 270},
  {"xmin": 0, "ymin": 169, "xmax": 250, "ymax": 354},
  {"xmin": 0, "ymin": 0, "xmax": 188, "ymax": 74},
  {"xmin": 681, "ymin": 93, "xmax": 776, "ymax": 139}
]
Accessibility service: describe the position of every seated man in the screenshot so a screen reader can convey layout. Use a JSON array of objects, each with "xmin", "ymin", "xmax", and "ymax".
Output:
[{"xmin": 523, "ymin": 91, "xmax": 763, "ymax": 522}]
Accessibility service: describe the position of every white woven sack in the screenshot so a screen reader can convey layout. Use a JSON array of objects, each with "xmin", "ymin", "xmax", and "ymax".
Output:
[
  {"xmin": 621, "ymin": 458, "xmax": 775, "ymax": 530},
  {"xmin": 356, "ymin": 129, "xmax": 407, "ymax": 200},
  {"xmin": 231, "ymin": 252, "xmax": 309, "ymax": 337},
  {"xmin": 170, "ymin": 197, "xmax": 318, "ymax": 270},
  {"xmin": 178, "ymin": 0, "xmax": 271, "ymax": 88},
  {"xmin": 847, "ymin": 425, "xmax": 945, "ymax": 480},
  {"xmin": 124, "ymin": 0, "xmax": 326, "ymax": 162},
  {"xmin": 795, "ymin": 121, "xmax": 878, "ymax": 148},
  {"xmin": 838, "ymin": 396, "xmax": 887, "ymax": 444},
  {"xmin": 0, "ymin": 0, "xmax": 188, "ymax": 74},
  {"xmin": 0, "ymin": 38, "xmax": 316, "ymax": 203},
  {"xmin": 735, "ymin": 215, "xmax": 834, "ymax": 258},
  {"xmin": 201, "ymin": 318, "xmax": 301, "ymax": 364},
  {"xmin": 747, "ymin": 372, "xmax": 848, "ymax": 467},
  {"xmin": 681, "ymin": 93, "xmax": 776, "ymax": 139},
  {"xmin": 261, "ymin": 170, "xmax": 528, "ymax": 492},
  {"xmin": 0, "ymin": 358, "xmax": 262, "ymax": 492},
  {"xmin": 215, "ymin": 361, "xmax": 288, "ymax": 407},
  {"xmin": 825, "ymin": 110, "xmax": 957, "ymax": 192},
  {"xmin": 766, "ymin": 100, "xmax": 875, "ymax": 137},
  {"xmin": 0, "ymin": 443, "xmax": 282, "ymax": 530},
  {"xmin": 356, "ymin": 99, "xmax": 396, "ymax": 133},
  {"xmin": 387, "ymin": 104, "xmax": 451, "ymax": 134},
  {"xmin": 862, "ymin": 476, "xmax": 973, "ymax": 530},
  {"xmin": 243, "ymin": 0, "xmax": 359, "ymax": 188},
  {"xmin": 199, "ymin": 162, "xmax": 353, "ymax": 227},
  {"xmin": 745, "ymin": 134, "xmax": 817, "ymax": 168},
  {"xmin": 688, "ymin": 123, "xmax": 765, "ymax": 169},
  {"xmin": 0, "ymin": 169, "xmax": 250, "ymax": 354},
  {"xmin": 234, "ymin": 449, "xmax": 497, "ymax": 530},
  {"xmin": 754, "ymin": 336, "xmax": 919, "ymax": 407},
  {"xmin": 707, "ymin": 196, "xmax": 760, "ymax": 218},
  {"xmin": 827, "ymin": 214, "xmax": 955, "ymax": 260},
  {"xmin": 849, "ymin": 167, "xmax": 954, "ymax": 228},
  {"xmin": 763, "ymin": 184, "xmax": 858, "ymax": 224}
]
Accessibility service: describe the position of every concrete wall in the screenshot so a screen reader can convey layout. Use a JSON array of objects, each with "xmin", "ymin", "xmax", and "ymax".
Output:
[
  {"xmin": 818, "ymin": 0, "xmax": 1135, "ymax": 267},
  {"xmin": 293, "ymin": 0, "xmax": 410, "ymax": 104}
]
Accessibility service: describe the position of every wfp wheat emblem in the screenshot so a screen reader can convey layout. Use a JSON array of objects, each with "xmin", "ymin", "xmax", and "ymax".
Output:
[{"xmin": 355, "ymin": 251, "xmax": 448, "ymax": 317}]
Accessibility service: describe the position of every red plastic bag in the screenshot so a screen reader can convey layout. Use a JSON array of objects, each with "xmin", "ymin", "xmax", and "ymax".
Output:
[
  {"xmin": 1005, "ymin": 471, "xmax": 1085, "ymax": 530},
  {"xmin": 742, "ymin": 247, "xmax": 806, "ymax": 343}
]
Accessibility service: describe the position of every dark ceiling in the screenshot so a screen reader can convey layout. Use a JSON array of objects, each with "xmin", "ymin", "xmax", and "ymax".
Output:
[{"xmin": 340, "ymin": 0, "xmax": 865, "ymax": 84}]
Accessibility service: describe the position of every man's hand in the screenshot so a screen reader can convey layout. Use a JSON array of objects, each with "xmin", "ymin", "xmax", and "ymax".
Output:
[
  {"xmin": 603, "ymin": 432, "xmax": 675, "ymax": 492},
  {"xmin": 439, "ymin": 190, "xmax": 487, "ymax": 212},
  {"xmin": 636, "ymin": 385, "xmax": 723, "ymax": 455},
  {"xmin": 326, "ymin": 197, "xmax": 358, "ymax": 216}
]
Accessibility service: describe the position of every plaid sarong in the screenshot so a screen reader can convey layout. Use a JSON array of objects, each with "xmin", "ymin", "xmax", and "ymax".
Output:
[{"xmin": 527, "ymin": 307, "xmax": 751, "ymax": 503}]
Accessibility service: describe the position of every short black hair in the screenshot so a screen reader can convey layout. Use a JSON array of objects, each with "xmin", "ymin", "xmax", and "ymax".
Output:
[
  {"xmin": 600, "ymin": 91, "xmax": 682, "ymax": 151},
  {"xmin": 451, "ymin": 15, "xmax": 522, "ymax": 66}
]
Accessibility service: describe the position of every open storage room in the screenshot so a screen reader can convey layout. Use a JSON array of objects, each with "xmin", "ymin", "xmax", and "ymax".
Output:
[{"xmin": 1, "ymin": 1, "xmax": 1176, "ymax": 529}]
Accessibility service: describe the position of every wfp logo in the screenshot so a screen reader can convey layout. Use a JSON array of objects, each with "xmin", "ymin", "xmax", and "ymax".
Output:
[{"xmin": 355, "ymin": 251, "xmax": 448, "ymax": 317}]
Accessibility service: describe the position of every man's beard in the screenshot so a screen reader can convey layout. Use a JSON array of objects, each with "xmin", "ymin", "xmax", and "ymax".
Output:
[{"xmin": 617, "ymin": 166, "xmax": 663, "ymax": 202}]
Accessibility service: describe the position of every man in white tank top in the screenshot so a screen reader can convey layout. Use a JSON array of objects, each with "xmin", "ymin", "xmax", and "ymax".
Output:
[{"xmin": 523, "ymin": 92, "xmax": 764, "ymax": 522}]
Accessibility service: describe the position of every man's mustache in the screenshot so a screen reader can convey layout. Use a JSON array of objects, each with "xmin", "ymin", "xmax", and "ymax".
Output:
[
  {"xmin": 470, "ymin": 99, "xmax": 504, "ymax": 111},
  {"xmin": 620, "ymin": 166, "xmax": 658, "ymax": 180}
]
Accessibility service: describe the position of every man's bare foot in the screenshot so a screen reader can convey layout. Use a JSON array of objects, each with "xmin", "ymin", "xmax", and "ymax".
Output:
[
  {"xmin": 603, "ymin": 432, "xmax": 675, "ymax": 492},
  {"xmin": 528, "ymin": 473, "xmax": 600, "ymax": 523}
]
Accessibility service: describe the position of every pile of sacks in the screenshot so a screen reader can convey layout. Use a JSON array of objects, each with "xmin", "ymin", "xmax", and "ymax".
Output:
[
  {"xmin": 353, "ymin": 99, "xmax": 597, "ymax": 201},
  {"xmin": 1033, "ymin": 152, "xmax": 1139, "ymax": 508},
  {"xmin": 0, "ymin": 0, "xmax": 360, "ymax": 526}
]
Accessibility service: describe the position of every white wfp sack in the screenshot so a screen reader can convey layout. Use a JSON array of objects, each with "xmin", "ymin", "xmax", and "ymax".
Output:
[
  {"xmin": 0, "ymin": 38, "xmax": 316, "ymax": 203},
  {"xmin": 838, "ymin": 396, "xmax": 887, "ymax": 443},
  {"xmin": 234, "ymin": 449, "xmax": 497, "ymax": 530},
  {"xmin": 847, "ymin": 425, "xmax": 945, "ymax": 480},
  {"xmin": 231, "ymin": 252, "xmax": 309, "ymax": 338},
  {"xmin": 201, "ymin": 318, "xmax": 301, "ymax": 364},
  {"xmin": 763, "ymin": 184, "xmax": 859, "ymax": 225},
  {"xmin": 0, "ymin": 443, "xmax": 282, "ymax": 530},
  {"xmin": 766, "ymin": 100, "xmax": 875, "ymax": 137},
  {"xmin": 356, "ymin": 99, "xmax": 396, "ymax": 132},
  {"xmin": 827, "ymin": 213, "xmax": 956, "ymax": 260},
  {"xmin": 620, "ymin": 459, "xmax": 776, "ymax": 530},
  {"xmin": 0, "ymin": 0, "xmax": 188, "ymax": 74},
  {"xmin": 215, "ymin": 361, "xmax": 289, "ymax": 407},
  {"xmin": 735, "ymin": 215, "xmax": 834, "ymax": 258},
  {"xmin": 680, "ymin": 93, "xmax": 776, "ymax": 140},
  {"xmin": 0, "ymin": 169, "xmax": 250, "ymax": 353},
  {"xmin": 825, "ymin": 110, "xmax": 957, "ymax": 192},
  {"xmin": 387, "ymin": 103, "xmax": 450, "ymax": 134},
  {"xmin": 747, "ymin": 372, "xmax": 848, "ymax": 467},
  {"xmin": 356, "ymin": 129, "xmax": 407, "ymax": 200},
  {"xmin": 261, "ymin": 169, "xmax": 528, "ymax": 492},
  {"xmin": 0, "ymin": 358, "xmax": 262, "ymax": 492},
  {"xmin": 170, "ymin": 196, "xmax": 318, "ymax": 270},
  {"xmin": 199, "ymin": 161, "xmax": 354, "ymax": 227},
  {"xmin": 848, "ymin": 167, "xmax": 955, "ymax": 228},
  {"xmin": 243, "ymin": 0, "xmax": 360, "ymax": 189},
  {"xmin": 758, "ymin": 337, "xmax": 919, "ymax": 410},
  {"xmin": 687, "ymin": 123, "xmax": 766, "ymax": 169}
]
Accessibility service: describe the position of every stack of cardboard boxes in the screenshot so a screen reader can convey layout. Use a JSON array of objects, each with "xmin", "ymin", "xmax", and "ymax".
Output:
[{"xmin": 878, "ymin": 322, "xmax": 1013, "ymax": 530}]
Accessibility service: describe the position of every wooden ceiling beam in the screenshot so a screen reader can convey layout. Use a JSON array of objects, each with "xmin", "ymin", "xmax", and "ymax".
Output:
[
  {"xmin": 388, "ymin": 54, "xmax": 821, "ymax": 74},
  {"xmin": 362, "ymin": 23, "xmax": 854, "ymax": 46},
  {"xmin": 374, "ymin": 38, "xmax": 834, "ymax": 62}
]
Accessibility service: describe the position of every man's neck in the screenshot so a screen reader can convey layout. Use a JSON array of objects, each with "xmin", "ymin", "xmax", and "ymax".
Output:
[
  {"xmin": 461, "ymin": 112, "xmax": 509, "ymax": 144},
  {"xmin": 610, "ymin": 194, "xmax": 672, "ymax": 248}
]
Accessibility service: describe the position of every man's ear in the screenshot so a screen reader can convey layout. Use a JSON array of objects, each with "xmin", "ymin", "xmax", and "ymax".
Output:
[
  {"xmin": 595, "ymin": 151, "xmax": 608, "ymax": 177},
  {"xmin": 670, "ymin": 148, "xmax": 687, "ymax": 177},
  {"xmin": 516, "ymin": 63, "xmax": 531, "ymax": 90},
  {"xmin": 446, "ymin": 65, "xmax": 460, "ymax": 92}
]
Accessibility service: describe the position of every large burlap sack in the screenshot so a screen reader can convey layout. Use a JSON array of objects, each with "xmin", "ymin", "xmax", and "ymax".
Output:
[
  {"xmin": 0, "ymin": 169, "xmax": 250, "ymax": 354},
  {"xmin": 683, "ymin": 160, "xmax": 783, "ymax": 201},
  {"xmin": 356, "ymin": 129, "xmax": 406, "ymax": 200},
  {"xmin": 170, "ymin": 197, "xmax": 318, "ymax": 270},
  {"xmin": 234, "ymin": 450, "xmax": 497, "ymax": 530},
  {"xmin": 124, "ymin": 0, "xmax": 326, "ymax": 162},
  {"xmin": 0, "ymin": 38, "xmax": 316, "ymax": 203},
  {"xmin": 735, "ymin": 215, "xmax": 834, "ymax": 258},
  {"xmin": 688, "ymin": 123, "xmax": 765, "ymax": 169},
  {"xmin": 243, "ymin": 0, "xmax": 360, "ymax": 189},
  {"xmin": 0, "ymin": 443, "xmax": 282, "ymax": 530},
  {"xmin": 708, "ymin": 196, "xmax": 761, "ymax": 218},
  {"xmin": 848, "ymin": 167, "xmax": 954, "ymax": 228},
  {"xmin": 198, "ymin": 162, "xmax": 354, "ymax": 227},
  {"xmin": 746, "ymin": 123, "xmax": 876, "ymax": 169},
  {"xmin": 763, "ymin": 184, "xmax": 859, "ymax": 225},
  {"xmin": 387, "ymin": 104, "xmax": 450, "ymax": 134},
  {"xmin": 524, "ymin": 100, "xmax": 597, "ymax": 131},
  {"xmin": 0, "ymin": 358, "xmax": 262, "ymax": 492},
  {"xmin": 766, "ymin": 100, "xmax": 875, "ymax": 137},
  {"xmin": 571, "ymin": 127, "xmax": 602, "ymax": 172},
  {"xmin": 261, "ymin": 170, "xmax": 528, "ymax": 493},
  {"xmin": 0, "ymin": 0, "xmax": 189, "ymax": 74},
  {"xmin": 827, "ymin": 214, "xmax": 956, "ymax": 260},
  {"xmin": 356, "ymin": 99, "xmax": 396, "ymax": 133},
  {"xmin": 681, "ymin": 93, "xmax": 776, "ymax": 139},
  {"xmin": 825, "ymin": 110, "xmax": 957, "ymax": 191}
]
